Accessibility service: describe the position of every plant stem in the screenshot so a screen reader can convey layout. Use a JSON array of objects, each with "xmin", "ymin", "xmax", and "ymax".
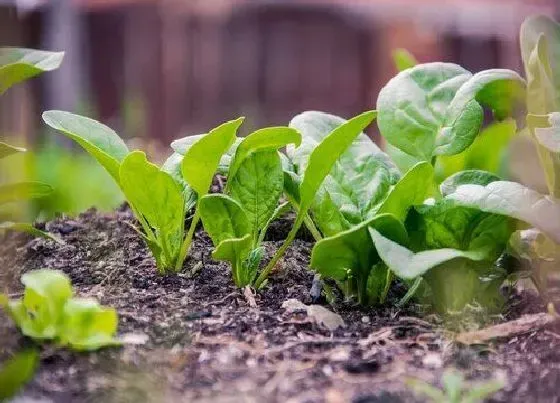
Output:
[
  {"xmin": 380, "ymin": 269, "xmax": 393, "ymax": 304},
  {"xmin": 397, "ymin": 277, "xmax": 423, "ymax": 308},
  {"xmin": 175, "ymin": 209, "xmax": 200, "ymax": 272},
  {"xmin": 303, "ymin": 213, "xmax": 322, "ymax": 241},
  {"xmin": 253, "ymin": 215, "xmax": 304, "ymax": 289}
]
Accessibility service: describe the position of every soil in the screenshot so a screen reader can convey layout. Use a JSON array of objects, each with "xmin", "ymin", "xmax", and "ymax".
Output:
[{"xmin": 1, "ymin": 206, "xmax": 560, "ymax": 403}]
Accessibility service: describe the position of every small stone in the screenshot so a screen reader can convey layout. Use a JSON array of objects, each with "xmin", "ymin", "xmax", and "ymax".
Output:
[{"xmin": 361, "ymin": 316, "xmax": 370, "ymax": 324}]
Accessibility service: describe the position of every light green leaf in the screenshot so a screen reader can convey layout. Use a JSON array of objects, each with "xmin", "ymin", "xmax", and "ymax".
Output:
[
  {"xmin": 171, "ymin": 135, "xmax": 242, "ymax": 174},
  {"xmin": 370, "ymin": 228, "xmax": 489, "ymax": 280},
  {"xmin": 289, "ymin": 111, "xmax": 399, "ymax": 233},
  {"xmin": 182, "ymin": 118, "xmax": 243, "ymax": 195},
  {"xmin": 377, "ymin": 63, "xmax": 524, "ymax": 160},
  {"xmin": 440, "ymin": 170, "xmax": 501, "ymax": 197},
  {"xmin": 0, "ymin": 222, "xmax": 63, "ymax": 243},
  {"xmin": 377, "ymin": 161, "xmax": 435, "ymax": 222},
  {"xmin": 229, "ymin": 151, "xmax": 283, "ymax": 237},
  {"xmin": 228, "ymin": 127, "xmax": 301, "ymax": 181},
  {"xmin": 120, "ymin": 151, "xmax": 185, "ymax": 264},
  {"xmin": 392, "ymin": 48, "xmax": 417, "ymax": 72},
  {"xmin": 42, "ymin": 111, "xmax": 129, "ymax": 184},
  {"xmin": 0, "ymin": 182, "xmax": 53, "ymax": 205},
  {"xmin": 0, "ymin": 47, "xmax": 64, "ymax": 94},
  {"xmin": 161, "ymin": 152, "xmax": 196, "ymax": 211},
  {"xmin": 59, "ymin": 298, "xmax": 120, "ymax": 351},
  {"xmin": 310, "ymin": 214, "xmax": 407, "ymax": 304},
  {"xmin": 0, "ymin": 350, "xmax": 39, "ymax": 400},
  {"xmin": 0, "ymin": 142, "xmax": 26, "ymax": 159},
  {"xmin": 446, "ymin": 181, "xmax": 560, "ymax": 244}
]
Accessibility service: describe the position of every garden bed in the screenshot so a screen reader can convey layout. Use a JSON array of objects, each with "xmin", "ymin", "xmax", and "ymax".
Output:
[{"xmin": 1, "ymin": 207, "xmax": 559, "ymax": 403}]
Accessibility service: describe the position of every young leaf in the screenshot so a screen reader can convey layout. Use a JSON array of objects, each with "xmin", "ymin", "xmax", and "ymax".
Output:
[
  {"xmin": 0, "ymin": 142, "xmax": 26, "ymax": 159},
  {"xmin": 120, "ymin": 151, "xmax": 184, "ymax": 267},
  {"xmin": 370, "ymin": 228, "xmax": 489, "ymax": 280},
  {"xmin": 181, "ymin": 118, "xmax": 244, "ymax": 196},
  {"xmin": 42, "ymin": 111, "xmax": 129, "ymax": 183},
  {"xmin": 0, "ymin": 350, "xmax": 39, "ymax": 400},
  {"xmin": 59, "ymin": 298, "xmax": 120, "ymax": 351},
  {"xmin": 310, "ymin": 214, "xmax": 407, "ymax": 305},
  {"xmin": 440, "ymin": 170, "xmax": 501, "ymax": 197},
  {"xmin": 0, "ymin": 182, "xmax": 53, "ymax": 205},
  {"xmin": 377, "ymin": 161, "xmax": 434, "ymax": 222},
  {"xmin": 0, "ymin": 47, "xmax": 64, "ymax": 94},
  {"xmin": 392, "ymin": 48, "xmax": 418, "ymax": 72},
  {"xmin": 377, "ymin": 63, "xmax": 525, "ymax": 160},
  {"xmin": 446, "ymin": 181, "xmax": 560, "ymax": 244},
  {"xmin": 0, "ymin": 222, "xmax": 63, "ymax": 243},
  {"xmin": 161, "ymin": 152, "xmax": 196, "ymax": 211},
  {"xmin": 171, "ymin": 135, "xmax": 242, "ymax": 174},
  {"xmin": 254, "ymin": 111, "xmax": 378, "ymax": 288}
]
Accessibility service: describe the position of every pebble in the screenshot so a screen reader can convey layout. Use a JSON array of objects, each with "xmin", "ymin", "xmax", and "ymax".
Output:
[{"xmin": 361, "ymin": 316, "xmax": 370, "ymax": 324}]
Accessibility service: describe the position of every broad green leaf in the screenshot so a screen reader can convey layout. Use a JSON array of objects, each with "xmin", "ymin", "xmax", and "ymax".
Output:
[
  {"xmin": 199, "ymin": 193, "xmax": 251, "ymax": 246},
  {"xmin": 0, "ymin": 350, "xmax": 39, "ymax": 400},
  {"xmin": 435, "ymin": 119, "xmax": 517, "ymax": 182},
  {"xmin": 42, "ymin": 111, "xmax": 129, "ymax": 183},
  {"xmin": 377, "ymin": 161, "xmax": 434, "ymax": 222},
  {"xmin": 0, "ymin": 181, "xmax": 52, "ymax": 205},
  {"xmin": 0, "ymin": 47, "xmax": 64, "ymax": 94},
  {"xmin": 310, "ymin": 214, "xmax": 407, "ymax": 304},
  {"xmin": 370, "ymin": 228, "xmax": 489, "ymax": 280},
  {"xmin": 228, "ymin": 127, "xmax": 301, "ymax": 181},
  {"xmin": 120, "ymin": 151, "xmax": 185, "ymax": 261},
  {"xmin": 446, "ymin": 181, "xmax": 560, "ymax": 244},
  {"xmin": 0, "ymin": 142, "xmax": 25, "ymax": 159},
  {"xmin": 59, "ymin": 298, "xmax": 120, "ymax": 351},
  {"xmin": 440, "ymin": 170, "xmax": 501, "ymax": 197},
  {"xmin": 171, "ymin": 135, "xmax": 242, "ymax": 174},
  {"xmin": 377, "ymin": 63, "xmax": 524, "ymax": 160},
  {"xmin": 392, "ymin": 48, "xmax": 418, "ymax": 72},
  {"xmin": 182, "ymin": 118, "xmax": 243, "ymax": 195},
  {"xmin": 0, "ymin": 222, "xmax": 63, "ymax": 243},
  {"xmin": 229, "ymin": 151, "xmax": 283, "ymax": 237},
  {"xmin": 161, "ymin": 152, "xmax": 196, "ymax": 211}
]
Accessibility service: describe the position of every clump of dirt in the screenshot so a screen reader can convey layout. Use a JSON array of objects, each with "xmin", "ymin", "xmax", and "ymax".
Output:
[{"xmin": 1, "ymin": 207, "xmax": 559, "ymax": 403}]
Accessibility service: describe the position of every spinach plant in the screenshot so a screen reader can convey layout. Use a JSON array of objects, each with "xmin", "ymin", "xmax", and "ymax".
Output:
[
  {"xmin": 197, "ymin": 127, "xmax": 301, "ymax": 287},
  {"xmin": 0, "ymin": 48, "xmax": 63, "ymax": 240},
  {"xmin": 42, "ymin": 111, "xmax": 243, "ymax": 273},
  {"xmin": 1, "ymin": 269, "xmax": 120, "ymax": 351},
  {"xmin": 0, "ymin": 350, "xmax": 38, "ymax": 400}
]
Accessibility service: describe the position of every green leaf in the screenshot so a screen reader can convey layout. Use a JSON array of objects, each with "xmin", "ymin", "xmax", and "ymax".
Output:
[
  {"xmin": 310, "ymin": 214, "xmax": 407, "ymax": 304},
  {"xmin": 440, "ymin": 170, "xmax": 501, "ymax": 196},
  {"xmin": 377, "ymin": 161, "xmax": 435, "ymax": 222},
  {"xmin": 291, "ymin": 111, "xmax": 396, "ymax": 225},
  {"xmin": 171, "ymin": 135, "xmax": 242, "ymax": 174},
  {"xmin": 161, "ymin": 152, "xmax": 196, "ymax": 211},
  {"xmin": 59, "ymin": 298, "xmax": 120, "ymax": 351},
  {"xmin": 228, "ymin": 126, "xmax": 301, "ymax": 181},
  {"xmin": 0, "ymin": 47, "xmax": 64, "ymax": 94},
  {"xmin": 0, "ymin": 350, "xmax": 39, "ymax": 400},
  {"xmin": 0, "ymin": 222, "xmax": 63, "ymax": 243},
  {"xmin": 446, "ymin": 180, "xmax": 560, "ymax": 244},
  {"xmin": 120, "ymin": 151, "xmax": 185, "ymax": 266},
  {"xmin": 0, "ymin": 142, "xmax": 26, "ymax": 159},
  {"xmin": 4, "ymin": 270, "xmax": 72, "ymax": 340},
  {"xmin": 370, "ymin": 228, "xmax": 489, "ymax": 280},
  {"xmin": 377, "ymin": 63, "xmax": 524, "ymax": 160},
  {"xmin": 42, "ymin": 111, "xmax": 129, "ymax": 184},
  {"xmin": 182, "ymin": 118, "xmax": 244, "ymax": 195},
  {"xmin": 0, "ymin": 182, "xmax": 53, "ymax": 205},
  {"xmin": 392, "ymin": 48, "xmax": 418, "ymax": 72}
]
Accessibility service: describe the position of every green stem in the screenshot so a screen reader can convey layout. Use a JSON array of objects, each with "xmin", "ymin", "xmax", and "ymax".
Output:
[
  {"xmin": 397, "ymin": 277, "xmax": 423, "ymax": 308},
  {"xmin": 380, "ymin": 269, "xmax": 393, "ymax": 304},
  {"xmin": 254, "ymin": 215, "xmax": 304, "ymax": 289},
  {"xmin": 303, "ymin": 213, "xmax": 322, "ymax": 241},
  {"xmin": 175, "ymin": 209, "xmax": 201, "ymax": 272}
]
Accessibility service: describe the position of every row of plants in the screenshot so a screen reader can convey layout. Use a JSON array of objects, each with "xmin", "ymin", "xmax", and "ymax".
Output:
[{"xmin": 2, "ymin": 14, "xmax": 560, "ymax": 347}]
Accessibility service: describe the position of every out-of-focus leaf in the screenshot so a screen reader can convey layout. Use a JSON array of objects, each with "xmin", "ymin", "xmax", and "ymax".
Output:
[{"xmin": 0, "ymin": 350, "xmax": 39, "ymax": 400}]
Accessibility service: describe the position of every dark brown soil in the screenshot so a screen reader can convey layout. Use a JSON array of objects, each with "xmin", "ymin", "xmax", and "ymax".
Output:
[{"xmin": 1, "ymin": 207, "xmax": 559, "ymax": 403}]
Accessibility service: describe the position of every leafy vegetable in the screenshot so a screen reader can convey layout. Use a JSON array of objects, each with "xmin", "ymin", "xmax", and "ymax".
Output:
[
  {"xmin": 0, "ymin": 47, "xmax": 64, "ymax": 94},
  {"xmin": 0, "ymin": 350, "xmax": 39, "ymax": 400},
  {"xmin": 253, "ymin": 111, "xmax": 377, "ymax": 288},
  {"xmin": 43, "ymin": 111, "xmax": 244, "ymax": 273},
  {"xmin": 198, "ymin": 127, "xmax": 301, "ymax": 287},
  {"xmin": 377, "ymin": 62, "xmax": 525, "ymax": 161},
  {"xmin": 1, "ymin": 269, "xmax": 120, "ymax": 350}
]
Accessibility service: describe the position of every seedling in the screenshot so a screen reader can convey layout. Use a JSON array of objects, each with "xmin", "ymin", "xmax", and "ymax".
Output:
[
  {"xmin": 42, "ymin": 112, "xmax": 243, "ymax": 273},
  {"xmin": 407, "ymin": 369, "xmax": 504, "ymax": 403},
  {"xmin": 0, "ymin": 350, "xmax": 38, "ymax": 400},
  {"xmin": 1, "ymin": 269, "xmax": 120, "ymax": 351}
]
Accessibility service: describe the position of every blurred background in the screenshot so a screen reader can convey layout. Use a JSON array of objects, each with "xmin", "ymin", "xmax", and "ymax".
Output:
[{"xmin": 1, "ymin": 0, "xmax": 559, "ymax": 217}]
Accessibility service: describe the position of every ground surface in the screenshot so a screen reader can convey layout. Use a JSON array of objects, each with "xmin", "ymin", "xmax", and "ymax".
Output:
[{"xmin": 1, "ymin": 207, "xmax": 560, "ymax": 403}]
